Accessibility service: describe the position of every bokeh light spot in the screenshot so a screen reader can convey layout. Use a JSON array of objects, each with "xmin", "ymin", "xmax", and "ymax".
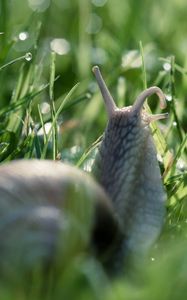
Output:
[
  {"xmin": 50, "ymin": 38, "xmax": 70, "ymax": 55},
  {"xmin": 92, "ymin": 0, "xmax": 107, "ymax": 7},
  {"xmin": 28, "ymin": 0, "xmax": 50, "ymax": 12},
  {"xmin": 19, "ymin": 32, "xmax": 29, "ymax": 41}
]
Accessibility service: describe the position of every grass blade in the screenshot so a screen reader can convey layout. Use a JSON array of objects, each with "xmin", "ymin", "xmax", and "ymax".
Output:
[{"xmin": 41, "ymin": 82, "xmax": 80, "ymax": 159}]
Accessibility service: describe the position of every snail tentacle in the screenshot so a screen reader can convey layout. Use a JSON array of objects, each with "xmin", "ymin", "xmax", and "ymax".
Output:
[
  {"xmin": 146, "ymin": 112, "xmax": 169, "ymax": 123},
  {"xmin": 92, "ymin": 66, "xmax": 117, "ymax": 118},
  {"xmin": 132, "ymin": 86, "xmax": 166, "ymax": 115}
]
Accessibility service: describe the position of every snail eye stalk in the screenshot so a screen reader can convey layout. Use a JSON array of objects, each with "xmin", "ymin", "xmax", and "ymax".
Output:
[{"xmin": 92, "ymin": 66, "xmax": 117, "ymax": 118}]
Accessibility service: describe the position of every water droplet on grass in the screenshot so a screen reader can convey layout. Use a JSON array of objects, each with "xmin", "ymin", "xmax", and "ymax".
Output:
[
  {"xmin": 166, "ymin": 94, "xmax": 172, "ymax": 101},
  {"xmin": 163, "ymin": 62, "xmax": 171, "ymax": 71},
  {"xmin": 25, "ymin": 52, "xmax": 32, "ymax": 61},
  {"xmin": 40, "ymin": 102, "xmax": 50, "ymax": 114},
  {"xmin": 19, "ymin": 32, "xmax": 29, "ymax": 41},
  {"xmin": 177, "ymin": 159, "xmax": 186, "ymax": 171},
  {"xmin": 50, "ymin": 38, "xmax": 70, "ymax": 55},
  {"xmin": 173, "ymin": 121, "xmax": 177, "ymax": 127}
]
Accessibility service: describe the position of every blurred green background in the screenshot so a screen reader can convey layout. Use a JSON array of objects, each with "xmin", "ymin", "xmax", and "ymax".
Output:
[
  {"xmin": 0, "ymin": 1, "xmax": 187, "ymax": 299},
  {"xmin": 1, "ymin": 0, "xmax": 187, "ymax": 146},
  {"xmin": 0, "ymin": 0, "xmax": 187, "ymax": 93}
]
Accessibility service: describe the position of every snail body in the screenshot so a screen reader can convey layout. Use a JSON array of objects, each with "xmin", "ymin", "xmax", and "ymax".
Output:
[
  {"xmin": 92, "ymin": 67, "xmax": 167, "ymax": 255},
  {"xmin": 0, "ymin": 66, "xmax": 167, "ymax": 274}
]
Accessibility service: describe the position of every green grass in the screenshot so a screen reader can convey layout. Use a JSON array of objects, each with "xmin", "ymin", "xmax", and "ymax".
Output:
[{"xmin": 0, "ymin": 0, "xmax": 187, "ymax": 299}]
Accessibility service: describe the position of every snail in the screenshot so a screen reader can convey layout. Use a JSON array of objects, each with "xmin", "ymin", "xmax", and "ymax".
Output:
[{"xmin": 0, "ymin": 66, "xmax": 167, "ymax": 276}]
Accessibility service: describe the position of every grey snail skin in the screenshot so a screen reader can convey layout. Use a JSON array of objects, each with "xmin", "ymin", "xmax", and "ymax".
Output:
[
  {"xmin": 92, "ymin": 66, "xmax": 167, "ymax": 261},
  {"xmin": 0, "ymin": 66, "xmax": 167, "ymax": 276}
]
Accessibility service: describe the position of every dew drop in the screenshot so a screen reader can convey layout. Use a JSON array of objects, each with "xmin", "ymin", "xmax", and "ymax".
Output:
[
  {"xmin": 177, "ymin": 159, "xmax": 186, "ymax": 171},
  {"xmin": 166, "ymin": 94, "xmax": 172, "ymax": 101},
  {"xmin": 86, "ymin": 92, "xmax": 92, "ymax": 99},
  {"xmin": 50, "ymin": 38, "xmax": 70, "ymax": 55},
  {"xmin": 19, "ymin": 32, "xmax": 29, "ymax": 41},
  {"xmin": 40, "ymin": 102, "xmax": 50, "ymax": 114},
  {"xmin": 25, "ymin": 52, "xmax": 32, "ymax": 61},
  {"xmin": 151, "ymin": 257, "xmax": 155, "ymax": 262},
  {"xmin": 157, "ymin": 153, "xmax": 163, "ymax": 163},
  {"xmin": 163, "ymin": 62, "xmax": 171, "ymax": 72},
  {"xmin": 173, "ymin": 121, "xmax": 177, "ymax": 127}
]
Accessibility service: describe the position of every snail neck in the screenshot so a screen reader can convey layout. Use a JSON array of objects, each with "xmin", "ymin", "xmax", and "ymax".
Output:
[
  {"xmin": 92, "ymin": 110, "xmax": 147, "ymax": 228},
  {"xmin": 92, "ymin": 110, "xmax": 165, "ymax": 256}
]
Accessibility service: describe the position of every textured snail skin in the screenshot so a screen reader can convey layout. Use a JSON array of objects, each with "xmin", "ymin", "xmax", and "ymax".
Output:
[
  {"xmin": 92, "ymin": 66, "xmax": 167, "ymax": 257},
  {"xmin": 93, "ymin": 109, "xmax": 166, "ymax": 255}
]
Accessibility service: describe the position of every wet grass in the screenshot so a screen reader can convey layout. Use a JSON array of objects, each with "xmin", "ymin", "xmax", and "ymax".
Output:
[{"xmin": 0, "ymin": 0, "xmax": 187, "ymax": 299}]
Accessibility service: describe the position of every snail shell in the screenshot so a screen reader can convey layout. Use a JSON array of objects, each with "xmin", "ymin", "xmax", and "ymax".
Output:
[{"xmin": 0, "ymin": 160, "xmax": 119, "ymax": 272}]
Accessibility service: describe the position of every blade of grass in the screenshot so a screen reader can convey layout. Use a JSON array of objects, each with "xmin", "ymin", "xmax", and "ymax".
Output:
[
  {"xmin": 37, "ymin": 104, "xmax": 47, "ymax": 144},
  {"xmin": 0, "ymin": 1, "xmax": 7, "ymax": 49},
  {"xmin": 0, "ymin": 53, "xmax": 31, "ymax": 71},
  {"xmin": 41, "ymin": 82, "xmax": 80, "ymax": 159},
  {"xmin": 139, "ymin": 41, "xmax": 147, "ymax": 89},
  {"xmin": 10, "ymin": 63, "xmax": 25, "ymax": 103},
  {"xmin": 7, "ymin": 64, "xmax": 34, "ymax": 133},
  {"xmin": 36, "ymin": 93, "xmax": 90, "ymax": 131},
  {"xmin": 57, "ymin": 93, "xmax": 91, "ymax": 112},
  {"xmin": 3, "ymin": 135, "xmax": 33, "ymax": 161},
  {"xmin": 159, "ymin": 57, "xmax": 187, "ymax": 76},
  {"xmin": 169, "ymin": 56, "xmax": 183, "ymax": 142},
  {"xmin": 33, "ymin": 131, "xmax": 42, "ymax": 159},
  {"xmin": 0, "ymin": 82, "xmax": 50, "ymax": 117},
  {"xmin": 49, "ymin": 51, "xmax": 58, "ymax": 160},
  {"xmin": 139, "ymin": 41, "xmax": 171, "ymax": 171},
  {"xmin": 76, "ymin": 135, "xmax": 102, "ymax": 168},
  {"xmin": 165, "ymin": 133, "xmax": 187, "ymax": 180}
]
